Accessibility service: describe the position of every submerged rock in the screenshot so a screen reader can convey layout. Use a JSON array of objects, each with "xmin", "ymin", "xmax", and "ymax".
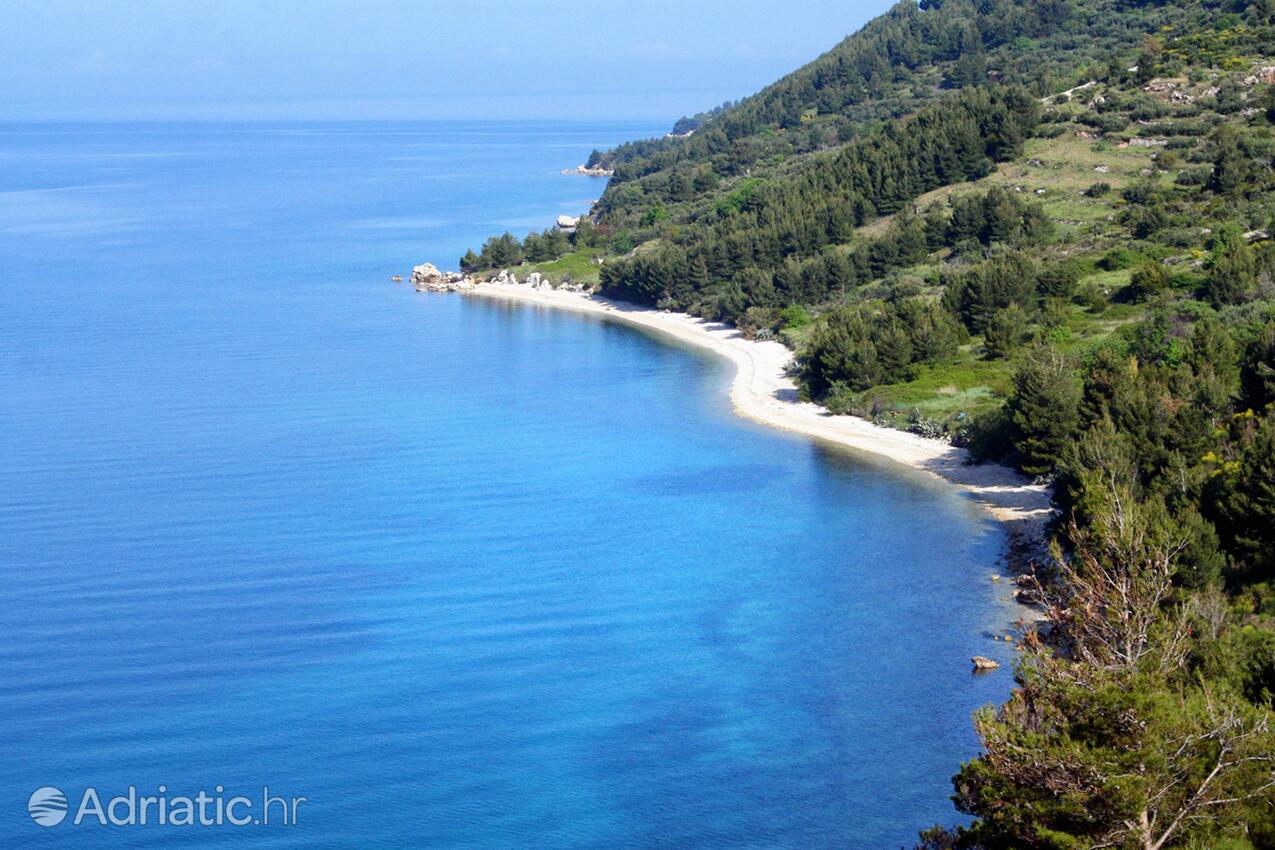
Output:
[{"xmin": 972, "ymin": 656, "xmax": 1001, "ymax": 671}]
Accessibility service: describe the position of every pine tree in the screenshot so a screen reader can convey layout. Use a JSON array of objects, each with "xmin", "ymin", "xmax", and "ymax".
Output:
[
  {"xmin": 1240, "ymin": 319, "xmax": 1275, "ymax": 412},
  {"xmin": 1206, "ymin": 234, "xmax": 1257, "ymax": 306},
  {"xmin": 1209, "ymin": 410, "xmax": 1275, "ymax": 582},
  {"xmin": 983, "ymin": 305, "xmax": 1024, "ymax": 359},
  {"xmin": 687, "ymin": 254, "xmax": 710, "ymax": 293},
  {"xmin": 1210, "ymin": 125, "xmax": 1253, "ymax": 197},
  {"xmin": 1008, "ymin": 344, "xmax": 1080, "ymax": 475}
]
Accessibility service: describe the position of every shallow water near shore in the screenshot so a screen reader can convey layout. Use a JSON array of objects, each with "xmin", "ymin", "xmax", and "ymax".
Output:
[{"xmin": 0, "ymin": 121, "xmax": 1016, "ymax": 848}]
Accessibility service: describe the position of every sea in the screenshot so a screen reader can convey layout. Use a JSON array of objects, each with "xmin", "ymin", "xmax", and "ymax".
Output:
[{"xmin": 0, "ymin": 121, "xmax": 1015, "ymax": 848}]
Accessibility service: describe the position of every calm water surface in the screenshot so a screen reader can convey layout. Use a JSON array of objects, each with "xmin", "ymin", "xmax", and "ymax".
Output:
[{"xmin": 0, "ymin": 122, "xmax": 1016, "ymax": 848}]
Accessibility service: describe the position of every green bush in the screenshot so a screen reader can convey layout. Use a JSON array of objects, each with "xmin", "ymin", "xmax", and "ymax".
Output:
[
  {"xmin": 957, "ymin": 406, "xmax": 1015, "ymax": 463},
  {"xmin": 1130, "ymin": 262, "xmax": 1171, "ymax": 302},
  {"xmin": 779, "ymin": 304, "xmax": 813, "ymax": 329},
  {"xmin": 1098, "ymin": 247, "xmax": 1143, "ymax": 271}
]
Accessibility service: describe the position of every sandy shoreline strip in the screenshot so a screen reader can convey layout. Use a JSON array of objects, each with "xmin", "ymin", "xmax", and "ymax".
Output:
[{"xmin": 462, "ymin": 281, "xmax": 1055, "ymax": 559}]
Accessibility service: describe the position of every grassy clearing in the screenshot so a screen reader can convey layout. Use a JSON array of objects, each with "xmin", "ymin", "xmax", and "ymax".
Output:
[
  {"xmin": 858, "ymin": 358, "xmax": 1013, "ymax": 419},
  {"xmin": 520, "ymin": 248, "xmax": 605, "ymax": 285},
  {"xmin": 1080, "ymin": 267, "xmax": 1134, "ymax": 296},
  {"xmin": 857, "ymin": 132, "xmax": 1160, "ymax": 241}
]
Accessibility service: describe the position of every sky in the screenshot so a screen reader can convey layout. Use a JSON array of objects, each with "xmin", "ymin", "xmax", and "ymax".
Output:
[{"xmin": 0, "ymin": 0, "xmax": 897, "ymax": 121}]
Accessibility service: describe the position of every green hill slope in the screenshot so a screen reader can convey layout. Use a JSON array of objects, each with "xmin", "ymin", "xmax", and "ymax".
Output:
[{"xmin": 457, "ymin": 3, "xmax": 1275, "ymax": 844}]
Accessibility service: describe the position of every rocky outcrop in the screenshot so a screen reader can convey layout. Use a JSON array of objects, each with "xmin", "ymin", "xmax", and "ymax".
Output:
[
  {"xmin": 408, "ymin": 264, "xmax": 593, "ymax": 295},
  {"xmin": 410, "ymin": 263, "xmax": 443, "ymax": 287},
  {"xmin": 1243, "ymin": 66, "xmax": 1275, "ymax": 87},
  {"xmin": 561, "ymin": 165, "xmax": 614, "ymax": 177},
  {"xmin": 411, "ymin": 264, "xmax": 473, "ymax": 293},
  {"xmin": 972, "ymin": 656, "xmax": 1001, "ymax": 672}
]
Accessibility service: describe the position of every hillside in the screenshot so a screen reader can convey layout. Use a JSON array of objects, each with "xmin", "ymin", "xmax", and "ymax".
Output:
[{"xmin": 457, "ymin": 0, "xmax": 1275, "ymax": 846}]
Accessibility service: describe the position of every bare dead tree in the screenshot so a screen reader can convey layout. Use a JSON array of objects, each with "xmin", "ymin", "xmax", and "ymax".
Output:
[
  {"xmin": 1117, "ymin": 691, "xmax": 1275, "ymax": 850},
  {"xmin": 1027, "ymin": 480, "xmax": 1191, "ymax": 674}
]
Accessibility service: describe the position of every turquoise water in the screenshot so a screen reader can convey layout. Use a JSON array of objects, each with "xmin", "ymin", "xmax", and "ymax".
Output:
[{"xmin": 0, "ymin": 122, "xmax": 1014, "ymax": 848}]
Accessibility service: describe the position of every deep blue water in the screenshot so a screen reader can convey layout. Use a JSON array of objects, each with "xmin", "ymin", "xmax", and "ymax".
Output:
[{"xmin": 0, "ymin": 122, "xmax": 1016, "ymax": 848}]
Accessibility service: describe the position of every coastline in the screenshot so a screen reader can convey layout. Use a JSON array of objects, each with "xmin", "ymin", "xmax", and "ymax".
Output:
[{"xmin": 457, "ymin": 281, "xmax": 1055, "ymax": 564}]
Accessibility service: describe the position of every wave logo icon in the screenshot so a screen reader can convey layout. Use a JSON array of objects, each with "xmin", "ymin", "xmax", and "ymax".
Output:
[{"xmin": 28, "ymin": 787, "xmax": 69, "ymax": 827}]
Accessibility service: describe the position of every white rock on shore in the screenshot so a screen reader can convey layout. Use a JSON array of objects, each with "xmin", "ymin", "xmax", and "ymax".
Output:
[
  {"xmin": 411, "ymin": 264, "xmax": 594, "ymax": 295},
  {"xmin": 561, "ymin": 164, "xmax": 614, "ymax": 177},
  {"xmin": 411, "ymin": 264, "xmax": 473, "ymax": 292}
]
